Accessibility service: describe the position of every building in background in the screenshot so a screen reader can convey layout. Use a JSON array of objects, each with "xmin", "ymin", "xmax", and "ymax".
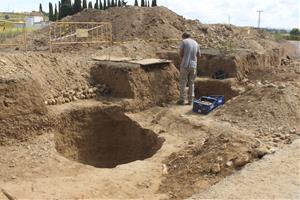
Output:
[{"xmin": 25, "ymin": 11, "xmax": 48, "ymax": 28}]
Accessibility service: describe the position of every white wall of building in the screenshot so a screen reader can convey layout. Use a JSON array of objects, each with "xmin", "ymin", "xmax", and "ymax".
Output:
[{"xmin": 25, "ymin": 16, "xmax": 45, "ymax": 28}]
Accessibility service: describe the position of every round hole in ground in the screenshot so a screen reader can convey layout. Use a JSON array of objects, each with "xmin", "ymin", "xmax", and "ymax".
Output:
[{"xmin": 54, "ymin": 108, "xmax": 164, "ymax": 168}]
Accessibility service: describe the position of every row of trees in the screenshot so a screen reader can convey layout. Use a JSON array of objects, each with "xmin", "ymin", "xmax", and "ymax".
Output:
[
  {"xmin": 290, "ymin": 28, "xmax": 300, "ymax": 36},
  {"xmin": 41, "ymin": 0, "xmax": 158, "ymax": 21}
]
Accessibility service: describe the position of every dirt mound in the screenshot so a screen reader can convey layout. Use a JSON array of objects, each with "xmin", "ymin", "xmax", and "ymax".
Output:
[
  {"xmin": 159, "ymin": 132, "xmax": 269, "ymax": 199},
  {"xmin": 0, "ymin": 52, "xmax": 93, "ymax": 98},
  {"xmin": 64, "ymin": 7, "xmax": 276, "ymax": 50},
  {"xmin": 23, "ymin": 6, "xmax": 278, "ymax": 53},
  {"xmin": 67, "ymin": 6, "xmax": 192, "ymax": 42},
  {"xmin": 213, "ymin": 58, "xmax": 300, "ymax": 147}
]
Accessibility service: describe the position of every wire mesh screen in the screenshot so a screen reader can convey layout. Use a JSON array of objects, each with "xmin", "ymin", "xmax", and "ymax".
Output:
[{"xmin": 49, "ymin": 22, "xmax": 112, "ymax": 52}]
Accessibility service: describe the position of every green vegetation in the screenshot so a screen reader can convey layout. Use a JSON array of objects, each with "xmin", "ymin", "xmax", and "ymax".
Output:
[
  {"xmin": 0, "ymin": 28, "xmax": 23, "ymax": 42},
  {"xmin": 273, "ymin": 27, "xmax": 300, "ymax": 41},
  {"xmin": 151, "ymin": 0, "xmax": 157, "ymax": 7},
  {"xmin": 290, "ymin": 28, "xmax": 300, "ymax": 36},
  {"xmin": 0, "ymin": 13, "xmax": 26, "ymax": 22},
  {"xmin": 49, "ymin": 3, "xmax": 54, "ymax": 21},
  {"xmin": 283, "ymin": 35, "xmax": 300, "ymax": 41},
  {"xmin": 0, "ymin": 27, "xmax": 35, "ymax": 43},
  {"xmin": 274, "ymin": 32, "xmax": 284, "ymax": 41},
  {"xmin": 44, "ymin": 0, "xmax": 157, "ymax": 21},
  {"xmin": 0, "ymin": 21, "xmax": 36, "ymax": 43}
]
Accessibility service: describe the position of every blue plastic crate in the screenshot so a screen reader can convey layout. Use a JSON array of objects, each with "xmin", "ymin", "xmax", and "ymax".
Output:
[{"xmin": 193, "ymin": 96, "xmax": 225, "ymax": 114}]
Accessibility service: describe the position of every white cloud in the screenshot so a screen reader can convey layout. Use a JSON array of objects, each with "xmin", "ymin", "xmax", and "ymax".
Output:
[{"xmin": 0, "ymin": 0, "xmax": 299, "ymax": 29}]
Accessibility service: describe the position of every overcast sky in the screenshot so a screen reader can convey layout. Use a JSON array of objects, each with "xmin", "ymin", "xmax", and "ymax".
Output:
[{"xmin": 1, "ymin": 0, "xmax": 299, "ymax": 29}]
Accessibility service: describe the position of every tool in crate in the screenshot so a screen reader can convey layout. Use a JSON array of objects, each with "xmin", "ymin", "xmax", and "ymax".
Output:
[{"xmin": 193, "ymin": 96, "xmax": 225, "ymax": 114}]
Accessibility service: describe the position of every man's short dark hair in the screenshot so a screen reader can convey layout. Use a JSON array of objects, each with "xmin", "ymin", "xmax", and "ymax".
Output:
[{"xmin": 182, "ymin": 32, "xmax": 191, "ymax": 39}]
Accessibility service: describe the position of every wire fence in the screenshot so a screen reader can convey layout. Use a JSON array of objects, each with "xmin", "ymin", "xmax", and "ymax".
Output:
[
  {"xmin": 0, "ymin": 20, "xmax": 27, "ymax": 50},
  {"xmin": 49, "ymin": 22, "xmax": 113, "ymax": 52}
]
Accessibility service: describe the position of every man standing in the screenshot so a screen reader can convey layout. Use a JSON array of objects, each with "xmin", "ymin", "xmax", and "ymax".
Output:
[{"xmin": 177, "ymin": 32, "xmax": 201, "ymax": 105}]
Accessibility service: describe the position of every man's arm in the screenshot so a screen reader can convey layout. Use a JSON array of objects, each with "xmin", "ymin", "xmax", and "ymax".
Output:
[
  {"xmin": 197, "ymin": 45, "xmax": 201, "ymax": 57},
  {"xmin": 179, "ymin": 48, "xmax": 184, "ymax": 59},
  {"xmin": 179, "ymin": 41, "xmax": 184, "ymax": 63}
]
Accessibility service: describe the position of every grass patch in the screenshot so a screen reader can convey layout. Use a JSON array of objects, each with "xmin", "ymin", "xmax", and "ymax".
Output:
[
  {"xmin": 0, "ymin": 12, "xmax": 27, "ymax": 21},
  {"xmin": 0, "ymin": 27, "xmax": 36, "ymax": 43},
  {"xmin": 274, "ymin": 33, "xmax": 300, "ymax": 41},
  {"xmin": 283, "ymin": 35, "xmax": 300, "ymax": 41}
]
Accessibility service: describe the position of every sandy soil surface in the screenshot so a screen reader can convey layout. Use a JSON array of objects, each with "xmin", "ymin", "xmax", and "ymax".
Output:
[
  {"xmin": 0, "ymin": 6, "xmax": 300, "ymax": 200},
  {"xmin": 189, "ymin": 139, "xmax": 300, "ymax": 199},
  {"xmin": 0, "ymin": 103, "xmax": 209, "ymax": 199}
]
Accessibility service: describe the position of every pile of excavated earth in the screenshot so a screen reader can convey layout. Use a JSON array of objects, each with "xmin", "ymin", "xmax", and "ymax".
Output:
[{"xmin": 0, "ymin": 6, "xmax": 299, "ymax": 200}]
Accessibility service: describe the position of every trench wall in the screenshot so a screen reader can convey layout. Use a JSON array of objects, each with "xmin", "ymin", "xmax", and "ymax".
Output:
[{"xmin": 91, "ymin": 61, "xmax": 180, "ymax": 109}]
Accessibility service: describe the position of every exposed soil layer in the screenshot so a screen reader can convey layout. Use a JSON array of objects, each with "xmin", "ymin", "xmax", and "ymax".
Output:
[
  {"xmin": 194, "ymin": 78, "xmax": 242, "ymax": 101},
  {"xmin": 55, "ymin": 106, "xmax": 164, "ymax": 168},
  {"xmin": 0, "ymin": 52, "xmax": 92, "ymax": 98},
  {"xmin": 91, "ymin": 61, "xmax": 179, "ymax": 110},
  {"xmin": 0, "ymin": 76, "xmax": 47, "ymax": 120},
  {"xmin": 158, "ymin": 48, "xmax": 286, "ymax": 80}
]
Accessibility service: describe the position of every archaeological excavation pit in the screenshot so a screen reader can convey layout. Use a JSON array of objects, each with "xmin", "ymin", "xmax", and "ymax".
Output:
[
  {"xmin": 54, "ymin": 107, "xmax": 164, "ymax": 168},
  {"xmin": 194, "ymin": 78, "xmax": 243, "ymax": 102}
]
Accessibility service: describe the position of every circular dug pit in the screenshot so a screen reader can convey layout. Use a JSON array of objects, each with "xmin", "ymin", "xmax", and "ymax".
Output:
[{"xmin": 55, "ymin": 107, "xmax": 164, "ymax": 168}]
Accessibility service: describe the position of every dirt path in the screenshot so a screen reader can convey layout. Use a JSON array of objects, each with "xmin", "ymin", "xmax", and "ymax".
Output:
[{"xmin": 189, "ymin": 139, "xmax": 300, "ymax": 200}]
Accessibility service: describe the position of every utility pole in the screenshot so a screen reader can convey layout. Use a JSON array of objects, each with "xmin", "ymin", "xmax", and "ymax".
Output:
[
  {"xmin": 228, "ymin": 15, "xmax": 231, "ymax": 25},
  {"xmin": 257, "ymin": 10, "xmax": 263, "ymax": 28}
]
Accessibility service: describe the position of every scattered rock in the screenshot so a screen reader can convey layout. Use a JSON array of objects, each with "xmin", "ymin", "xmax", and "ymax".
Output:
[
  {"xmin": 234, "ymin": 155, "xmax": 250, "ymax": 168},
  {"xmin": 278, "ymin": 83, "xmax": 286, "ymax": 89},
  {"xmin": 273, "ymin": 138, "xmax": 280, "ymax": 143},
  {"xmin": 289, "ymin": 129, "xmax": 296, "ymax": 134},
  {"xmin": 226, "ymin": 160, "xmax": 233, "ymax": 167},
  {"xmin": 210, "ymin": 163, "xmax": 221, "ymax": 174},
  {"xmin": 162, "ymin": 164, "xmax": 168, "ymax": 175},
  {"xmin": 255, "ymin": 146, "xmax": 269, "ymax": 158},
  {"xmin": 44, "ymin": 84, "xmax": 108, "ymax": 106}
]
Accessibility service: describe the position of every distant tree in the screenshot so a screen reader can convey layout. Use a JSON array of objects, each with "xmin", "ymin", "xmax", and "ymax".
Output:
[
  {"xmin": 94, "ymin": 0, "xmax": 99, "ymax": 9},
  {"xmin": 100, "ymin": 0, "xmax": 103, "ymax": 9},
  {"xmin": 290, "ymin": 28, "xmax": 300, "ymax": 36},
  {"xmin": 67, "ymin": 0, "xmax": 74, "ymax": 14},
  {"xmin": 39, "ymin": 3, "xmax": 43, "ymax": 13},
  {"xmin": 121, "ymin": 0, "xmax": 127, "ymax": 6},
  {"xmin": 60, "ymin": 0, "xmax": 73, "ymax": 17},
  {"xmin": 147, "ymin": 0, "xmax": 149, "ymax": 7},
  {"xmin": 49, "ymin": 3, "xmax": 54, "ymax": 21},
  {"xmin": 104, "ymin": 0, "xmax": 107, "ymax": 9},
  {"xmin": 88, "ymin": 1, "xmax": 93, "ymax": 8},
  {"xmin": 4, "ymin": 15, "xmax": 9, "ymax": 20},
  {"xmin": 108, "ymin": 0, "xmax": 111, "ymax": 7},
  {"xmin": 151, "ymin": 0, "xmax": 157, "ymax": 7},
  {"xmin": 73, "ymin": 0, "xmax": 82, "ymax": 13},
  {"xmin": 117, "ymin": 0, "xmax": 121, "ymax": 7},
  {"xmin": 134, "ymin": 0, "xmax": 138, "ymax": 6},
  {"xmin": 141, "ymin": 0, "xmax": 144, "ymax": 7},
  {"xmin": 58, "ymin": 1, "xmax": 62, "ymax": 19},
  {"xmin": 83, "ymin": 0, "xmax": 87, "ymax": 9},
  {"xmin": 54, "ymin": 4, "xmax": 58, "ymax": 21},
  {"xmin": 111, "ymin": 0, "xmax": 114, "ymax": 7}
]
